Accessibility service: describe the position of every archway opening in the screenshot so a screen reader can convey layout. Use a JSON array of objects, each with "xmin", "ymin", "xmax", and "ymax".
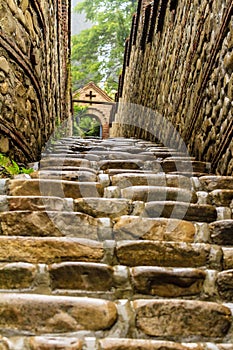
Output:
[{"xmin": 73, "ymin": 112, "xmax": 102, "ymax": 138}]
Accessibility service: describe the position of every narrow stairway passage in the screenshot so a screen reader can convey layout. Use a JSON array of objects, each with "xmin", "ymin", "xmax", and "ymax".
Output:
[{"xmin": 0, "ymin": 137, "xmax": 232, "ymax": 350}]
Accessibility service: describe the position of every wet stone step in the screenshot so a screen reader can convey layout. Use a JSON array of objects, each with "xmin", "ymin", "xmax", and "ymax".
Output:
[
  {"xmin": 0, "ymin": 211, "xmax": 110, "ymax": 239},
  {"xmin": 133, "ymin": 299, "xmax": 231, "ymax": 339},
  {"xmin": 0, "ymin": 237, "xmax": 104, "ymax": 264},
  {"xmin": 130, "ymin": 267, "xmax": 206, "ymax": 297},
  {"xmin": 121, "ymin": 186, "xmax": 198, "ymax": 203},
  {"xmin": 199, "ymin": 176, "xmax": 233, "ymax": 191},
  {"xmin": 0, "ymin": 196, "xmax": 73, "ymax": 212},
  {"xmin": 49, "ymin": 262, "xmax": 114, "ymax": 292},
  {"xmin": 74, "ymin": 198, "xmax": 132, "ymax": 218},
  {"xmin": 111, "ymin": 173, "xmax": 192, "ymax": 189},
  {"xmin": 7, "ymin": 179, "xmax": 104, "ymax": 198},
  {"xmin": 209, "ymin": 220, "xmax": 233, "ymax": 245},
  {"xmin": 144, "ymin": 201, "xmax": 217, "ymax": 222},
  {"xmin": 98, "ymin": 339, "xmax": 207, "ymax": 350},
  {"xmin": 113, "ymin": 216, "xmax": 195, "ymax": 242},
  {"xmin": 209, "ymin": 190, "xmax": 233, "ymax": 206},
  {"xmin": 0, "ymin": 294, "xmax": 117, "ymax": 334},
  {"xmin": 116, "ymin": 241, "xmax": 222, "ymax": 269}
]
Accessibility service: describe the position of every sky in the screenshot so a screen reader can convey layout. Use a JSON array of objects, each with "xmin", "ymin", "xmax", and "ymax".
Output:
[{"xmin": 71, "ymin": 0, "xmax": 92, "ymax": 35}]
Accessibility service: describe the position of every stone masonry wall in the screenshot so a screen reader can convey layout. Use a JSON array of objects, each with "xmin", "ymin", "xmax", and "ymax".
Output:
[
  {"xmin": 0, "ymin": 0, "xmax": 71, "ymax": 163},
  {"xmin": 112, "ymin": 0, "xmax": 233, "ymax": 175}
]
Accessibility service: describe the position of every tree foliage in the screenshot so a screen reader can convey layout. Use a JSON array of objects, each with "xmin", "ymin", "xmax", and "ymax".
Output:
[{"xmin": 71, "ymin": 0, "xmax": 137, "ymax": 92}]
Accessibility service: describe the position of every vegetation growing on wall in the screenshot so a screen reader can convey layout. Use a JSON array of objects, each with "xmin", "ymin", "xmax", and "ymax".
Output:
[{"xmin": 0, "ymin": 154, "xmax": 33, "ymax": 178}]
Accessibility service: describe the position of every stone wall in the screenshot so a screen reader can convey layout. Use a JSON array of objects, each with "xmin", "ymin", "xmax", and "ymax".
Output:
[
  {"xmin": 112, "ymin": 0, "xmax": 233, "ymax": 175},
  {"xmin": 0, "ymin": 0, "xmax": 71, "ymax": 163}
]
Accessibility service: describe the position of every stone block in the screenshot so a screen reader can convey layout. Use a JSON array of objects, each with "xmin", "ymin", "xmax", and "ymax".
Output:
[
  {"xmin": 99, "ymin": 160, "xmax": 142, "ymax": 170},
  {"xmin": 0, "ymin": 294, "xmax": 117, "ymax": 333},
  {"xmin": 49, "ymin": 262, "xmax": 113, "ymax": 291},
  {"xmin": 40, "ymin": 158, "xmax": 91, "ymax": 169},
  {"xmin": 209, "ymin": 220, "xmax": 233, "ymax": 245},
  {"xmin": 113, "ymin": 216, "xmax": 195, "ymax": 242},
  {"xmin": 0, "ymin": 237, "xmax": 103, "ymax": 264},
  {"xmin": 209, "ymin": 190, "xmax": 233, "ymax": 206},
  {"xmin": 133, "ymin": 299, "xmax": 231, "ymax": 338},
  {"xmin": 0, "ymin": 57, "xmax": 9, "ymax": 74},
  {"xmin": 130, "ymin": 267, "xmax": 206, "ymax": 297},
  {"xmin": 116, "ymin": 241, "xmax": 222, "ymax": 269},
  {"xmin": 0, "ymin": 263, "xmax": 36, "ymax": 289},
  {"xmin": 217, "ymin": 270, "xmax": 233, "ymax": 301},
  {"xmin": 28, "ymin": 337, "xmax": 83, "ymax": 350},
  {"xmin": 199, "ymin": 176, "xmax": 233, "ymax": 191},
  {"xmin": 7, "ymin": 196, "xmax": 72, "ymax": 212},
  {"xmin": 98, "ymin": 339, "xmax": 204, "ymax": 349}
]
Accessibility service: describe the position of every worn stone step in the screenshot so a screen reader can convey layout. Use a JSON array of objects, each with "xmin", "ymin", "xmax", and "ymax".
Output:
[
  {"xmin": 87, "ymin": 151, "xmax": 156, "ymax": 161},
  {"xmin": 209, "ymin": 190, "xmax": 233, "ymax": 206},
  {"xmin": 99, "ymin": 160, "xmax": 143, "ymax": 170},
  {"xmin": 49, "ymin": 262, "xmax": 114, "ymax": 292},
  {"xmin": 112, "ymin": 173, "xmax": 192, "ymax": 189},
  {"xmin": 144, "ymin": 201, "xmax": 217, "ymax": 222},
  {"xmin": 7, "ymin": 179, "xmax": 104, "ymax": 198},
  {"xmin": 0, "ymin": 237, "xmax": 103, "ymax": 264},
  {"xmin": 162, "ymin": 160, "xmax": 210, "ymax": 174},
  {"xmin": 33, "ymin": 170, "xmax": 98, "ymax": 182},
  {"xmin": 0, "ymin": 196, "xmax": 73, "ymax": 212},
  {"xmin": 74, "ymin": 198, "xmax": 132, "ymax": 218},
  {"xmin": 116, "ymin": 241, "xmax": 222, "ymax": 269},
  {"xmin": 217, "ymin": 270, "xmax": 233, "ymax": 301},
  {"xmin": 199, "ymin": 176, "xmax": 233, "ymax": 191},
  {"xmin": 0, "ymin": 211, "xmax": 111, "ymax": 239},
  {"xmin": 133, "ymin": 299, "xmax": 231, "ymax": 339},
  {"xmin": 0, "ymin": 262, "xmax": 37, "ymax": 290},
  {"xmin": 107, "ymin": 169, "xmax": 154, "ymax": 175},
  {"xmin": 42, "ymin": 152, "xmax": 101, "ymax": 161},
  {"xmin": 40, "ymin": 158, "xmax": 92, "ymax": 169},
  {"xmin": 28, "ymin": 337, "xmax": 83, "ymax": 350},
  {"xmin": 0, "ymin": 294, "xmax": 117, "ymax": 334},
  {"xmin": 130, "ymin": 266, "xmax": 206, "ymax": 297},
  {"xmin": 113, "ymin": 216, "xmax": 195, "ymax": 242},
  {"xmin": 121, "ymin": 186, "xmax": 197, "ymax": 203},
  {"xmin": 209, "ymin": 220, "xmax": 233, "ymax": 245}
]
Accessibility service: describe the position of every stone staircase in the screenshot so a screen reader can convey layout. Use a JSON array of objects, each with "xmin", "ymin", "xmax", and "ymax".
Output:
[{"xmin": 0, "ymin": 137, "xmax": 233, "ymax": 350}]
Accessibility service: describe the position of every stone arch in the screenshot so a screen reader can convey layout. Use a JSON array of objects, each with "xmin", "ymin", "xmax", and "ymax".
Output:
[{"xmin": 75, "ymin": 107, "xmax": 110, "ymax": 139}]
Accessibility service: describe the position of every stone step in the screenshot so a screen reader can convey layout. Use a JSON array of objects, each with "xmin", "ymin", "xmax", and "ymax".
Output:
[
  {"xmin": 28, "ymin": 337, "xmax": 83, "ymax": 350},
  {"xmin": 32, "ymin": 170, "xmax": 98, "ymax": 182},
  {"xmin": 99, "ymin": 160, "xmax": 143, "ymax": 170},
  {"xmin": 113, "ymin": 216, "xmax": 196, "ymax": 242},
  {"xmin": 199, "ymin": 176, "xmax": 233, "ymax": 191},
  {"xmin": 162, "ymin": 160, "xmax": 211, "ymax": 174},
  {"xmin": 7, "ymin": 179, "xmax": 104, "ymax": 198},
  {"xmin": 40, "ymin": 158, "xmax": 92, "ymax": 169},
  {"xmin": 43, "ymin": 152, "xmax": 101, "ymax": 161},
  {"xmin": 121, "ymin": 186, "xmax": 197, "ymax": 203},
  {"xmin": 133, "ymin": 299, "xmax": 231, "ymax": 340},
  {"xmin": 0, "ymin": 294, "xmax": 117, "ymax": 334},
  {"xmin": 209, "ymin": 220, "xmax": 233, "ymax": 245},
  {"xmin": 111, "ymin": 173, "xmax": 192, "ymax": 189},
  {"xmin": 209, "ymin": 189, "xmax": 233, "ymax": 206},
  {"xmin": 144, "ymin": 201, "xmax": 217, "ymax": 222}
]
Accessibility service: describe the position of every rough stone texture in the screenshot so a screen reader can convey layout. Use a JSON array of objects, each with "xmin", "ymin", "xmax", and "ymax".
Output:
[
  {"xmin": 0, "ymin": 294, "xmax": 117, "ymax": 333},
  {"xmin": 209, "ymin": 220, "xmax": 233, "ymax": 245},
  {"xmin": 113, "ymin": 216, "xmax": 195, "ymax": 242},
  {"xmin": 133, "ymin": 300, "xmax": 231, "ymax": 338},
  {"xmin": 98, "ymin": 339, "xmax": 204, "ymax": 350},
  {"xmin": 0, "ymin": 237, "xmax": 104, "ymax": 264},
  {"xmin": 217, "ymin": 270, "xmax": 233, "ymax": 301},
  {"xmin": 199, "ymin": 177, "xmax": 233, "ymax": 191},
  {"xmin": 131, "ymin": 267, "xmax": 206, "ymax": 297},
  {"xmin": 28, "ymin": 337, "xmax": 83, "ymax": 350},
  {"xmin": 116, "ymin": 241, "xmax": 222, "ymax": 269},
  {"xmin": 0, "ymin": 0, "xmax": 71, "ymax": 162},
  {"xmin": 209, "ymin": 190, "xmax": 233, "ymax": 207},
  {"xmin": 112, "ymin": 0, "xmax": 233, "ymax": 176},
  {"xmin": 49, "ymin": 262, "xmax": 114, "ymax": 291},
  {"xmin": 6, "ymin": 196, "xmax": 72, "ymax": 212},
  {"xmin": 0, "ymin": 263, "xmax": 36, "ymax": 289}
]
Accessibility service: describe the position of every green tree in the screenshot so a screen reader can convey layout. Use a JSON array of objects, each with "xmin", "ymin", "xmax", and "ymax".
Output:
[{"xmin": 71, "ymin": 0, "xmax": 137, "ymax": 92}]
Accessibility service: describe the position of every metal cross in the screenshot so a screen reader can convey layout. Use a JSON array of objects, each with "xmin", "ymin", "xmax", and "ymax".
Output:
[{"xmin": 85, "ymin": 90, "xmax": 97, "ymax": 104}]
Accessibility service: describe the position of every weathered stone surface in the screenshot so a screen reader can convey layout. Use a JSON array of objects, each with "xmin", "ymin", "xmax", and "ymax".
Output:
[
  {"xmin": 223, "ymin": 248, "xmax": 233, "ymax": 270},
  {"xmin": 74, "ymin": 198, "xmax": 131, "ymax": 218},
  {"xmin": 49, "ymin": 262, "xmax": 113, "ymax": 291},
  {"xmin": 99, "ymin": 160, "xmax": 142, "ymax": 170},
  {"xmin": 113, "ymin": 216, "xmax": 195, "ymax": 242},
  {"xmin": 0, "ymin": 337, "xmax": 9, "ymax": 350},
  {"xmin": 98, "ymin": 339, "xmax": 204, "ymax": 350},
  {"xmin": 209, "ymin": 190, "xmax": 233, "ymax": 206},
  {"xmin": 111, "ymin": 174, "xmax": 191, "ymax": 189},
  {"xmin": 162, "ymin": 161, "xmax": 209, "ymax": 174},
  {"xmin": 7, "ymin": 196, "xmax": 72, "ymax": 212},
  {"xmin": 40, "ymin": 158, "xmax": 91, "ymax": 169},
  {"xmin": 199, "ymin": 176, "xmax": 233, "ymax": 191},
  {"xmin": 133, "ymin": 300, "xmax": 231, "ymax": 338},
  {"xmin": 0, "ymin": 237, "xmax": 103, "ymax": 264},
  {"xmin": 217, "ymin": 270, "xmax": 233, "ymax": 301},
  {"xmin": 131, "ymin": 267, "xmax": 206, "ymax": 297},
  {"xmin": 209, "ymin": 220, "xmax": 233, "ymax": 245},
  {"xmin": 0, "ymin": 263, "xmax": 36, "ymax": 289},
  {"xmin": 0, "ymin": 294, "xmax": 117, "ymax": 333},
  {"xmin": 121, "ymin": 186, "xmax": 197, "ymax": 203},
  {"xmin": 0, "ymin": 211, "xmax": 99, "ymax": 239},
  {"xmin": 35, "ymin": 170, "xmax": 97, "ymax": 182},
  {"xmin": 116, "ymin": 241, "xmax": 222, "ymax": 269},
  {"xmin": 28, "ymin": 337, "xmax": 83, "ymax": 350},
  {"xmin": 8, "ymin": 179, "xmax": 104, "ymax": 199},
  {"xmin": 144, "ymin": 202, "xmax": 217, "ymax": 222}
]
